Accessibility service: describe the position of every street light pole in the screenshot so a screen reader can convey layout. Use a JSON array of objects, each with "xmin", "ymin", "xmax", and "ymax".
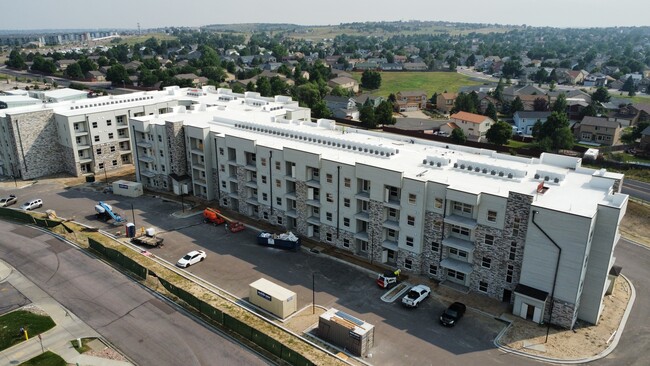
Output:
[
  {"xmin": 312, "ymin": 272, "xmax": 315, "ymax": 315},
  {"xmin": 131, "ymin": 203, "xmax": 136, "ymax": 228}
]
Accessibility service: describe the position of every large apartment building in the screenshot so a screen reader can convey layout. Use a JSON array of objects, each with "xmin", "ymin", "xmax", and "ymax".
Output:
[
  {"xmin": 0, "ymin": 87, "xmax": 187, "ymax": 179},
  {"xmin": 129, "ymin": 87, "xmax": 628, "ymax": 329}
]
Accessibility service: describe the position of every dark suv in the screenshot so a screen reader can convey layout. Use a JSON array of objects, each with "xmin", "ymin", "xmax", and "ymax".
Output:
[{"xmin": 439, "ymin": 302, "xmax": 466, "ymax": 327}]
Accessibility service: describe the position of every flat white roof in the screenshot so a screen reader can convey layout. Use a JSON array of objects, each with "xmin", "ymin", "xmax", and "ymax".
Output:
[
  {"xmin": 43, "ymin": 88, "xmax": 88, "ymax": 99},
  {"xmin": 249, "ymin": 278, "xmax": 296, "ymax": 301},
  {"xmin": 0, "ymin": 95, "xmax": 41, "ymax": 103}
]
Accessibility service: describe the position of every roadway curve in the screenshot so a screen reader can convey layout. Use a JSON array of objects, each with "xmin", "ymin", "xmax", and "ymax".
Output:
[
  {"xmin": 0, "ymin": 220, "xmax": 271, "ymax": 366},
  {"xmin": 622, "ymin": 179, "xmax": 650, "ymax": 202}
]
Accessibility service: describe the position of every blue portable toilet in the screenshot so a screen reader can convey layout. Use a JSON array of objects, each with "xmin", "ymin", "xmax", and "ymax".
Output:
[{"xmin": 126, "ymin": 223, "xmax": 136, "ymax": 238}]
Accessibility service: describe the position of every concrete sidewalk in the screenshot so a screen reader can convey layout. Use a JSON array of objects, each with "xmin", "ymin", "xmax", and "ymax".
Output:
[{"xmin": 0, "ymin": 259, "xmax": 133, "ymax": 366}]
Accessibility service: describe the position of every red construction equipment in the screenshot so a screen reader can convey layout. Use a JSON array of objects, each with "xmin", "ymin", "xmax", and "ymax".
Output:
[{"xmin": 203, "ymin": 208, "xmax": 245, "ymax": 233}]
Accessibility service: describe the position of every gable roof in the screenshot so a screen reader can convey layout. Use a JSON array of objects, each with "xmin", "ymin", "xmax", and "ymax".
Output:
[
  {"xmin": 440, "ymin": 92, "xmax": 457, "ymax": 99},
  {"xmin": 328, "ymin": 76, "xmax": 357, "ymax": 85},
  {"xmin": 641, "ymin": 125, "xmax": 650, "ymax": 136},
  {"xmin": 450, "ymin": 111, "xmax": 490, "ymax": 124},
  {"xmin": 580, "ymin": 116, "xmax": 621, "ymax": 128}
]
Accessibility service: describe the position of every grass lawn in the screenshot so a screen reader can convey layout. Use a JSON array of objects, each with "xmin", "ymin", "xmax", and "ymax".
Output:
[
  {"xmin": 506, "ymin": 139, "xmax": 535, "ymax": 149},
  {"xmin": 19, "ymin": 351, "xmax": 66, "ymax": 366},
  {"xmin": 610, "ymin": 93, "xmax": 650, "ymax": 105},
  {"xmin": 351, "ymin": 71, "xmax": 483, "ymax": 97},
  {"xmin": 70, "ymin": 337, "xmax": 94, "ymax": 353},
  {"xmin": 0, "ymin": 311, "xmax": 56, "ymax": 351}
]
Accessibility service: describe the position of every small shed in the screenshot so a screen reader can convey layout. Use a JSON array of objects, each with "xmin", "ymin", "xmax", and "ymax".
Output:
[
  {"xmin": 318, "ymin": 308, "xmax": 374, "ymax": 357},
  {"xmin": 249, "ymin": 278, "xmax": 297, "ymax": 319},
  {"xmin": 112, "ymin": 180, "xmax": 143, "ymax": 197}
]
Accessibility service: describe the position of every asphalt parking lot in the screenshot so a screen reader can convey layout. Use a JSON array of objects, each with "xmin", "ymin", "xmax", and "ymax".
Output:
[{"xmin": 2, "ymin": 181, "xmax": 508, "ymax": 366}]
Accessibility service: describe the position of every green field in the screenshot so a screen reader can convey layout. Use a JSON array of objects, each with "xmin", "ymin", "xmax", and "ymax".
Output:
[
  {"xmin": 19, "ymin": 351, "xmax": 66, "ymax": 366},
  {"xmin": 351, "ymin": 71, "xmax": 483, "ymax": 97}
]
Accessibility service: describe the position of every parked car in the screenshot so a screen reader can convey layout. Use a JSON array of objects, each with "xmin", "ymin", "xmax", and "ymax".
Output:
[
  {"xmin": 19, "ymin": 199, "xmax": 43, "ymax": 211},
  {"xmin": 176, "ymin": 250, "xmax": 206, "ymax": 268},
  {"xmin": 0, "ymin": 194, "xmax": 18, "ymax": 207},
  {"xmin": 401, "ymin": 284, "xmax": 431, "ymax": 308},
  {"xmin": 440, "ymin": 302, "xmax": 466, "ymax": 326}
]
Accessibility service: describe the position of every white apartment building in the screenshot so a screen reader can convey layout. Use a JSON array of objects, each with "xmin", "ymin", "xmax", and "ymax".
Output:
[{"xmin": 129, "ymin": 87, "xmax": 628, "ymax": 329}]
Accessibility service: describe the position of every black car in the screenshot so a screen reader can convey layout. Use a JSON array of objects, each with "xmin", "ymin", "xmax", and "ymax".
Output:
[{"xmin": 440, "ymin": 302, "xmax": 466, "ymax": 326}]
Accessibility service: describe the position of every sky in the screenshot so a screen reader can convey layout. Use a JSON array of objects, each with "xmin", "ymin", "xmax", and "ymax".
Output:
[{"xmin": 1, "ymin": 0, "xmax": 649, "ymax": 30}]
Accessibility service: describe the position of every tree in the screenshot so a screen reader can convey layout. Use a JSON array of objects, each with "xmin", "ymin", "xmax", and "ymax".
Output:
[
  {"xmin": 451, "ymin": 92, "xmax": 478, "ymax": 114},
  {"xmin": 375, "ymin": 101, "xmax": 396, "ymax": 125},
  {"xmin": 486, "ymin": 121, "xmax": 512, "ymax": 145},
  {"xmin": 65, "ymin": 63, "xmax": 84, "ymax": 79},
  {"xmin": 492, "ymin": 78, "xmax": 504, "ymax": 102},
  {"xmin": 255, "ymin": 76, "xmax": 272, "ymax": 97},
  {"xmin": 621, "ymin": 76, "xmax": 635, "ymax": 93},
  {"xmin": 534, "ymin": 68, "xmax": 549, "ymax": 84},
  {"xmin": 552, "ymin": 93, "xmax": 567, "ymax": 114},
  {"xmin": 502, "ymin": 60, "xmax": 523, "ymax": 78},
  {"xmin": 533, "ymin": 111, "xmax": 574, "ymax": 152},
  {"xmin": 106, "ymin": 64, "xmax": 130, "ymax": 86},
  {"xmin": 361, "ymin": 70, "xmax": 381, "ymax": 90},
  {"xmin": 621, "ymin": 122, "xmax": 649, "ymax": 144},
  {"xmin": 387, "ymin": 93, "xmax": 396, "ymax": 103},
  {"xmin": 330, "ymin": 86, "xmax": 350, "ymax": 97},
  {"xmin": 450, "ymin": 128, "xmax": 466, "ymax": 144},
  {"xmin": 77, "ymin": 58, "xmax": 97, "ymax": 74},
  {"xmin": 6, "ymin": 49, "xmax": 27, "ymax": 69},
  {"xmin": 533, "ymin": 97, "xmax": 549, "ymax": 112},
  {"xmin": 485, "ymin": 102, "xmax": 498, "ymax": 121},
  {"xmin": 591, "ymin": 87, "xmax": 611, "ymax": 103},
  {"xmin": 311, "ymin": 100, "xmax": 332, "ymax": 119},
  {"xmin": 509, "ymin": 96, "xmax": 524, "ymax": 114},
  {"xmin": 359, "ymin": 104, "xmax": 376, "ymax": 128}
]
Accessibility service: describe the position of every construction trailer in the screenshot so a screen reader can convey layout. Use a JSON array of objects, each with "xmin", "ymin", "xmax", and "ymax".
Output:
[
  {"xmin": 203, "ymin": 208, "xmax": 245, "ymax": 233},
  {"xmin": 112, "ymin": 180, "xmax": 143, "ymax": 198},
  {"xmin": 249, "ymin": 278, "xmax": 297, "ymax": 319},
  {"xmin": 318, "ymin": 308, "xmax": 375, "ymax": 357}
]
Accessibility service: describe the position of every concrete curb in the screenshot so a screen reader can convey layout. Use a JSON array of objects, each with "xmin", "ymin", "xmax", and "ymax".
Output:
[{"xmin": 493, "ymin": 274, "xmax": 636, "ymax": 364}]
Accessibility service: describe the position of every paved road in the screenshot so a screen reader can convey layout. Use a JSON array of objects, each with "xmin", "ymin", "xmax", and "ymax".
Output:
[
  {"xmin": 0, "ymin": 220, "xmax": 270, "ymax": 366},
  {"xmin": 622, "ymin": 179, "xmax": 650, "ymax": 202}
]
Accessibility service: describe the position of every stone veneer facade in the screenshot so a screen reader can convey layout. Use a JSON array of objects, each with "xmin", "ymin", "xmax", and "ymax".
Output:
[
  {"xmin": 294, "ymin": 181, "xmax": 309, "ymax": 236},
  {"xmin": 165, "ymin": 121, "xmax": 187, "ymax": 176},
  {"xmin": 367, "ymin": 200, "xmax": 386, "ymax": 264},
  {"xmin": 545, "ymin": 298, "xmax": 577, "ymax": 329},
  {"xmin": 5, "ymin": 110, "xmax": 74, "ymax": 180}
]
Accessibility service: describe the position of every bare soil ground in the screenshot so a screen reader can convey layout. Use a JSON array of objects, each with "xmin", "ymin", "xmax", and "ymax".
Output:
[
  {"xmin": 619, "ymin": 200, "xmax": 650, "ymax": 247},
  {"xmin": 500, "ymin": 277, "xmax": 631, "ymax": 360}
]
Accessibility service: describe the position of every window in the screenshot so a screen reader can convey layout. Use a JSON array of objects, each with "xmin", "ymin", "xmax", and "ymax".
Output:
[
  {"xmin": 360, "ymin": 241, "xmax": 368, "ymax": 252},
  {"xmin": 361, "ymin": 179, "xmax": 370, "ymax": 192},
  {"xmin": 408, "ymin": 193, "xmax": 416, "ymax": 204},
  {"xmin": 94, "ymin": 135, "xmax": 100, "ymax": 142},
  {"xmin": 487, "ymin": 210, "xmax": 497, "ymax": 222},
  {"xmin": 110, "ymin": 146, "xmax": 116, "ymax": 152},
  {"xmin": 221, "ymin": 181, "xmax": 226, "ymax": 188},
  {"xmin": 312, "ymin": 207, "xmax": 319, "ymax": 215},
  {"xmin": 429, "ymin": 265, "xmax": 438, "ymax": 276},
  {"xmin": 98, "ymin": 163, "xmax": 104, "ymax": 169},
  {"xmin": 276, "ymin": 179, "xmax": 281, "ymax": 188},
  {"xmin": 406, "ymin": 236, "xmax": 414, "ymax": 247},
  {"xmin": 262, "ymin": 193, "xmax": 268, "ymax": 201},
  {"xmin": 450, "ymin": 225, "xmax": 470, "ymax": 237},
  {"xmin": 343, "ymin": 239, "xmax": 350, "ymax": 248},
  {"xmin": 453, "ymin": 201, "xmax": 473, "ymax": 215},
  {"xmin": 407, "ymin": 215, "xmax": 415, "ymax": 226},
  {"xmin": 449, "ymin": 247, "xmax": 468, "ymax": 258},
  {"xmin": 263, "ymin": 212, "xmax": 269, "ymax": 220},
  {"xmin": 344, "ymin": 198, "xmax": 350, "ymax": 208},
  {"xmin": 326, "ymin": 193, "xmax": 334, "ymax": 203},
  {"xmin": 275, "ymin": 161, "xmax": 281, "ymax": 170},
  {"xmin": 276, "ymin": 197, "xmax": 282, "ymax": 205},
  {"xmin": 261, "ymin": 157, "xmax": 266, "ymax": 166},
  {"xmin": 404, "ymin": 259, "xmax": 413, "ymax": 270},
  {"xmin": 108, "ymin": 133, "xmax": 114, "ymax": 139},
  {"xmin": 157, "ymin": 134, "xmax": 162, "ymax": 142},
  {"xmin": 116, "ymin": 116, "xmax": 125, "ymax": 124},
  {"xmin": 92, "ymin": 122, "xmax": 98, "ymax": 128},
  {"xmin": 482, "ymin": 257, "xmax": 492, "ymax": 268},
  {"xmin": 106, "ymin": 120, "xmax": 112, "ymax": 126},
  {"xmin": 112, "ymin": 160, "xmax": 117, "ymax": 166},
  {"xmin": 219, "ymin": 148, "xmax": 224, "ymax": 155},
  {"xmin": 434, "ymin": 198, "xmax": 443, "ymax": 209},
  {"xmin": 96, "ymin": 148, "xmax": 102, "ymax": 155},
  {"xmin": 343, "ymin": 217, "xmax": 350, "ymax": 227},
  {"xmin": 220, "ymin": 164, "xmax": 225, "ymax": 172},
  {"xmin": 277, "ymin": 216, "xmax": 283, "ymax": 225},
  {"xmin": 344, "ymin": 177, "xmax": 351, "ymax": 188},
  {"xmin": 509, "ymin": 242, "xmax": 517, "ymax": 260},
  {"xmin": 159, "ymin": 150, "xmax": 164, "ymax": 157},
  {"xmin": 506, "ymin": 264, "xmax": 514, "ymax": 283},
  {"xmin": 447, "ymin": 269, "xmax": 465, "ymax": 281},
  {"xmin": 326, "ymin": 212, "xmax": 332, "ymax": 221},
  {"xmin": 513, "ymin": 217, "xmax": 521, "ymax": 236},
  {"xmin": 261, "ymin": 175, "xmax": 267, "ymax": 184},
  {"xmin": 311, "ymin": 168, "xmax": 319, "ymax": 178},
  {"xmin": 326, "ymin": 173, "xmax": 333, "ymax": 183},
  {"xmin": 479, "ymin": 281, "xmax": 488, "ymax": 293},
  {"xmin": 431, "ymin": 242, "xmax": 440, "ymax": 252},
  {"xmin": 485, "ymin": 234, "xmax": 494, "ymax": 246},
  {"xmin": 326, "ymin": 233, "xmax": 332, "ymax": 242}
]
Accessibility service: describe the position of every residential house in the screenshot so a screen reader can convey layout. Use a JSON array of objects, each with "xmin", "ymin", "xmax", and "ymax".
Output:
[
  {"xmin": 584, "ymin": 73, "xmax": 608, "ymax": 87},
  {"xmin": 477, "ymin": 93, "xmax": 501, "ymax": 114},
  {"xmin": 393, "ymin": 55, "xmax": 408, "ymax": 63},
  {"xmin": 513, "ymin": 111, "xmax": 551, "ymax": 135},
  {"xmin": 403, "ymin": 62, "xmax": 428, "ymax": 71},
  {"xmin": 323, "ymin": 95, "xmax": 359, "ymax": 120},
  {"xmin": 448, "ymin": 111, "xmax": 494, "ymax": 142},
  {"xmin": 436, "ymin": 93, "xmax": 457, "ymax": 114},
  {"xmin": 175, "ymin": 73, "xmax": 202, "ymax": 86},
  {"xmin": 396, "ymin": 90, "xmax": 427, "ymax": 111},
  {"xmin": 328, "ymin": 77, "xmax": 359, "ymax": 93},
  {"xmin": 85, "ymin": 71, "xmax": 105, "ymax": 82},
  {"xmin": 576, "ymin": 116, "xmax": 623, "ymax": 146},
  {"xmin": 354, "ymin": 62, "xmax": 379, "ymax": 71},
  {"xmin": 639, "ymin": 125, "xmax": 650, "ymax": 151},
  {"xmin": 55, "ymin": 59, "xmax": 75, "ymax": 71},
  {"xmin": 123, "ymin": 61, "xmax": 143, "ymax": 71},
  {"xmin": 380, "ymin": 63, "xmax": 403, "ymax": 71},
  {"xmin": 354, "ymin": 94, "xmax": 383, "ymax": 108},
  {"xmin": 502, "ymin": 85, "xmax": 546, "ymax": 102}
]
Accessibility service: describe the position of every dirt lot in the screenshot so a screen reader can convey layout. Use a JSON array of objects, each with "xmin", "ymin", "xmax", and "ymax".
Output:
[{"xmin": 619, "ymin": 200, "xmax": 650, "ymax": 247}]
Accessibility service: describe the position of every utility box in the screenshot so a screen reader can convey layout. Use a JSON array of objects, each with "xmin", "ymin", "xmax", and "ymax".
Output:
[
  {"xmin": 112, "ymin": 180, "xmax": 143, "ymax": 198},
  {"xmin": 249, "ymin": 278, "xmax": 297, "ymax": 319},
  {"xmin": 318, "ymin": 308, "xmax": 374, "ymax": 357}
]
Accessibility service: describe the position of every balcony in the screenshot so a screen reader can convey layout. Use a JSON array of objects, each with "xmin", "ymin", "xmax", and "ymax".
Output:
[
  {"xmin": 246, "ymin": 197, "xmax": 259, "ymax": 206},
  {"xmin": 307, "ymin": 216, "xmax": 321, "ymax": 226},
  {"xmin": 194, "ymin": 178, "xmax": 207, "ymax": 186},
  {"xmin": 245, "ymin": 180, "xmax": 258, "ymax": 189},
  {"xmin": 354, "ymin": 211, "xmax": 370, "ymax": 221},
  {"xmin": 444, "ymin": 214, "xmax": 478, "ymax": 230},
  {"xmin": 284, "ymin": 174, "xmax": 297, "ymax": 182},
  {"xmin": 74, "ymin": 129, "xmax": 89, "ymax": 136},
  {"xmin": 355, "ymin": 191, "xmax": 370, "ymax": 201},
  {"xmin": 382, "ymin": 219, "xmax": 400, "ymax": 231},
  {"xmin": 440, "ymin": 257, "xmax": 474, "ymax": 275},
  {"xmin": 306, "ymin": 198, "xmax": 321, "ymax": 207},
  {"xmin": 78, "ymin": 156, "xmax": 92, "ymax": 163},
  {"xmin": 228, "ymin": 191, "xmax": 239, "ymax": 199},
  {"xmin": 442, "ymin": 236, "xmax": 475, "ymax": 254},
  {"xmin": 384, "ymin": 199, "xmax": 401, "ymax": 210},
  {"xmin": 138, "ymin": 155, "xmax": 154, "ymax": 163},
  {"xmin": 141, "ymin": 170, "xmax": 156, "ymax": 178},
  {"xmin": 284, "ymin": 191, "xmax": 297, "ymax": 200},
  {"xmin": 381, "ymin": 239, "xmax": 399, "ymax": 251},
  {"xmin": 117, "ymin": 134, "xmax": 130, "ymax": 141},
  {"xmin": 306, "ymin": 179, "xmax": 321, "ymax": 188},
  {"xmin": 354, "ymin": 231, "xmax": 369, "ymax": 241},
  {"xmin": 286, "ymin": 209, "xmax": 298, "ymax": 218},
  {"xmin": 136, "ymin": 140, "xmax": 152, "ymax": 148}
]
